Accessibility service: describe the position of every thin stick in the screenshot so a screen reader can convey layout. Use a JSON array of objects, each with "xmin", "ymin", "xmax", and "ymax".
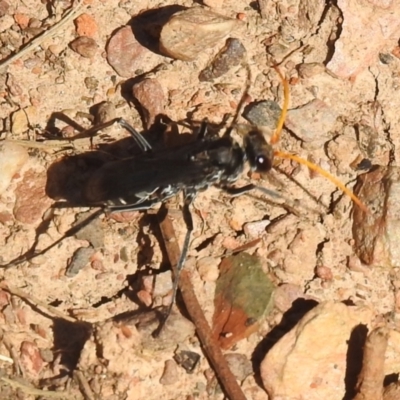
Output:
[
  {"xmin": 0, "ymin": 329, "xmax": 22, "ymax": 375},
  {"xmin": 0, "ymin": 377, "xmax": 77, "ymax": 399},
  {"xmin": 73, "ymin": 371, "xmax": 95, "ymax": 400},
  {"xmin": 0, "ymin": 283, "xmax": 78, "ymax": 323},
  {"xmin": 157, "ymin": 207, "xmax": 247, "ymax": 400},
  {"xmin": 2, "ymin": 138, "xmax": 79, "ymax": 151},
  {"xmin": 0, "ymin": 0, "xmax": 85, "ymax": 72}
]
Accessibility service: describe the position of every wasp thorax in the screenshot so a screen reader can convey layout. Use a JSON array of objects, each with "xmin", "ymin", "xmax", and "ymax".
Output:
[{"xmin": 244, "ymin": 130, "xmax": 274, "ymax": 173}]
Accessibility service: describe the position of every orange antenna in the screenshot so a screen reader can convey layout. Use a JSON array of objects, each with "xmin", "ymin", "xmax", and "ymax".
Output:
[
  {"xmin": 270, "ymin": 66, "xmax": 289, "ymax": 145},
  {"xmin": 275, "ymin": 151, "xmax": 369, "ymax": 213},
  {"xmin": 271, "ymin": 67, "xmax": 369, "ymax": 213}
]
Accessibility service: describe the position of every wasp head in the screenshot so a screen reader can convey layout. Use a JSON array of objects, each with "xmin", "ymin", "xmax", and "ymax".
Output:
[{"xmin": 244, "ymin": 129, "xmax": 274, "ymax": 173}]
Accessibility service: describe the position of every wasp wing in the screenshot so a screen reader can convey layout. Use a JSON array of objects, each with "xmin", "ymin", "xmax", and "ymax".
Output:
[{"xmin": 84, "ymin": 156, "xmax": 218, "ymax": 204}]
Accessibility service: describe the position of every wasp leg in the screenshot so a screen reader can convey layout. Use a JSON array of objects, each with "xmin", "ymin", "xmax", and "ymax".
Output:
[
  {"xmin": 106, "ymin": 198, "xmax": 161, "ymax": 213},
  {"xmin": 223, "ymin": 183, "xmax": 282, "ymax": 199},
  {"xmin": 224, "ymin": 184, "xmax": 322, "ymax": 215},
  {"xmin": 46, "ymin": 114, "xmax": 152, "ymax": 154},
  {"xmin": 2, "ymin": 198, "xmax": 161, "ymax": 269},
  {"xmin": 155, "ymin": 192, "xmax": 195, "ymax": 335},
  {"xmin": 69, "ymin": 117, "xmax": 153, "ymax": 153},
  {"xmin": 197, "ymin": 119, "xmax": 209, "ymax": 140},
  {"xmin": 196, "ymin": 117, "xmax": 228, "ymax": 139},
  {"xmin": 1, "ymin": 208, "xmax": 104, "ymax": 269}
]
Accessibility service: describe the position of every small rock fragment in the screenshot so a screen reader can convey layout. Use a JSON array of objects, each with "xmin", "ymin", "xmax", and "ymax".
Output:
[
  {"xmin": 392, "ymin": 46, "xmax": 400, "ymax": 59},
  {"xmin": 326, "ymin": 135, "xmax": 363, "ymax": 175},
  {"xmin": 132, "ymin": 78, "xmax": 165, "ymax": 130},
  {"xmin": 39, "ymin": 348, "xmax": 54, "ymax": 363},
  {"xmin": 160, "ymin": 359, "xmax": 179, "ymax": 385},
  {"xmin": 0, "ymin": 1, "xmax": 10, "ymax": 17},
  {"xmin": 48, "ymin": 44, "xmax": 64, "ymax": 56},
  {"xmin": 261, "ymin": 302, "xmax": 373, "ymax": 400},
  {"xmin": 315, "ymin": 265, "xmax": 333, "ymax": 281},
  {"xmin": 134, "ymin": 309, "xmax": 195, "ymax": 349},
  {"xmin": 0, "ymin": 142, "xmax": 29, "ymax": 195},
  {"xmin": 199, "ymin": 38, "xmax": 246, "ymax": 82},
  {"xmin": 224, "ymin": 353, "xmax": 252, "ymax": 382},
  {"xmin": 11, "ymin": 109, "xmax": 28, "ymax": 134},
  {"xmin": 6, "ymin": 73, "xmax": 23, "ymax": 97},
  {"xmin": 137, "ymin": 290, "xmax": 153, "ymax": 307},
  {"xmin": 159, "ymin": 7, "xmax": 240, "ymax": 61},
  {"xmin": 174, "ymin": 349, "xmax": 201, "ymax": 373},
  {"xmin": 379, "ymin": 52, "xmax": 394, "ymax": 65},
  {"xmin": 13, "ymin": 169, "xmax": 52, "ymax": 224},
  {"xmin": 107, "ymin": 26, "xmax": 151, "ymax": 77},
  {"xmin": 109, "ymin": 211, "xmax": 140, "ymax": 223},
  {"xmin": 202, "ymin": 0, "xmax": 224, "ymax": 8},
  {"xmin": 94, "ymin": 101, "xmax": 116, "ymax": 125},
  {"xmin": 285, "ymin": 99, "xmax": 338, "ymax": 145},
  {"xmin": 74, "ymin": 13, "xmax": 97, "ymax": 37},
  {"xmin": 24, "ymin": 57, "xmax": 42, "ymax": 72},
  {"xmin": 70, "ymin": 36, "xmax": 98, "ymax": 58},
  {"xmin": 243, "ymin": 100, "xmax": 281, "ymax": 128},
  {"xmin": 279, "ymin": 0, "xmax": 325, "ymax": 42},
  {"xmin": 14, "ymin": 13, "xmax": 29, "ymax": 29},
  {"xmin": 273, "ymin": 283, "xmax": 309, "ymax": 313},
  {"xmin": 0, "ymin": 289, "xmax": 10, "ymax": 307},
  {"xmin": 2, "ymin": 305, "xmax": 16, "ymax": 324},
  {"xmin": 0, "ymin": 14, "xmax": 13, "ymax": 33},
  {"xmin": 243, "ymin": 219, "xmax": 270, "ymax": 238},
  {"xmin": 90, "ymin": 258, "xmax": 104, "ymax": 271},
  {"xmin": 297, "ymin": 62, "xmax": 326, "ymax": 79},
  {"xmin": 73, "ymin": 211, "xmax": 104, "ymax": 249},
  {"xmin": 20, "ymin": 341, "xmax": 44, "ymax": 378},
  {"xmin": 66, "ymin": 246, "xmax": 95, "ymax": 277},
  {"xmin": 353, "ymin": 166, "xmax": 400, "ymax": 267},
  {"xmin": 153, "ymin": 270, "xmax": 173, "ymax": 297},
  {"xmin": 197, "ymin": 256, "xmax": 220, "ymax": 282},
  {"xmin": 84, "ymin": 76, "xmax": 99, "ymax": 91}
]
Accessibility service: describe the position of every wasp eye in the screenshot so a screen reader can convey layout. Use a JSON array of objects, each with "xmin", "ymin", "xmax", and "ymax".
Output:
[{"xmin": 256, "ymin": 155, "xmax": 272, "ymax": 172}]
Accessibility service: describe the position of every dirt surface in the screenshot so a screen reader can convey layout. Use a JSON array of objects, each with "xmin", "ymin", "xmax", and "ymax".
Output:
[{"xmin": 1, "ymin": 0, "xmax": 400, "ymax": 399}]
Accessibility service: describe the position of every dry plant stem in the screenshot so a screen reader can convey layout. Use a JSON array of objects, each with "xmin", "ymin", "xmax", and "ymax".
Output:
[
  {"xmin": 0, "ymin": 377, "xmax": 77, "ymax": 399},
  {"xmin": 73, "ymin": 371, "xmax": 95, "ymax": 400},
  {"xmin": 0, "ymin": 283, "xmax": 78, "ymax": 323},
  {"xmin": 353, "ymin": 326, "xmax": 389, "ymax": 400},
  {"xmin": 0, "ymin": 329, "xmax": 22, "ymax": 375},
  {"xmin": 158, "ymin": 207, "xmax": 247, "ymax": 400},
  {"xmin": 0, "ymin": 0, "xmax": 85, "ymax": 72},
  {"xmin": 3, "ymin": 138, "xmax": 77, "ymax": 150}
]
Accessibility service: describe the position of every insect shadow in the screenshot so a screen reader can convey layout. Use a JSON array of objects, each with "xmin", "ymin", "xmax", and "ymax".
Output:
[{"xmin": 3, "ymin": 95, "xmax": 286, "ymax": 337}]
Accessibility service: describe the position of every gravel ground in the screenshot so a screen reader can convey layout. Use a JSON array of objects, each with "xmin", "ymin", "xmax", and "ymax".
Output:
[{"xmin": 1, "ymin": 0, "xmax": 400, "ymax": 399}]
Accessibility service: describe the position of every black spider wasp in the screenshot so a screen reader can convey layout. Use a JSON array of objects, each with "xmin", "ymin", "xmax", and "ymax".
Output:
[{"xmin": 3, "ymin": 65, "xmax": 367, "ymax": 331}]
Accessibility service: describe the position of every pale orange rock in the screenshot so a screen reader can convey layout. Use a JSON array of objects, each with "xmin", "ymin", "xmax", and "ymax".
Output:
[
  {"xmin": 0, "ymin": 142, "xmax": 29, "ymax": 195},
  {"xmin": 74, "ymin": 13, "xmax": 98, "ymax": 37},
  {"xmin": 159, "ymin": 7, "xmax": 240, "ymax": 61},
  {"xmin": 14, "ymin": 13, "xmax": 29, "ymax": 29},
  {"xmin": 260, "ymin": 301, "xmax": 374, "ymax": 400},
  {"xmin": 384, "ymin": 329, "xmax": 400, "ymax": 376},
  {"xmin": 327, "ymin": 0, "xmax": 400, "ymax": 78}
]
